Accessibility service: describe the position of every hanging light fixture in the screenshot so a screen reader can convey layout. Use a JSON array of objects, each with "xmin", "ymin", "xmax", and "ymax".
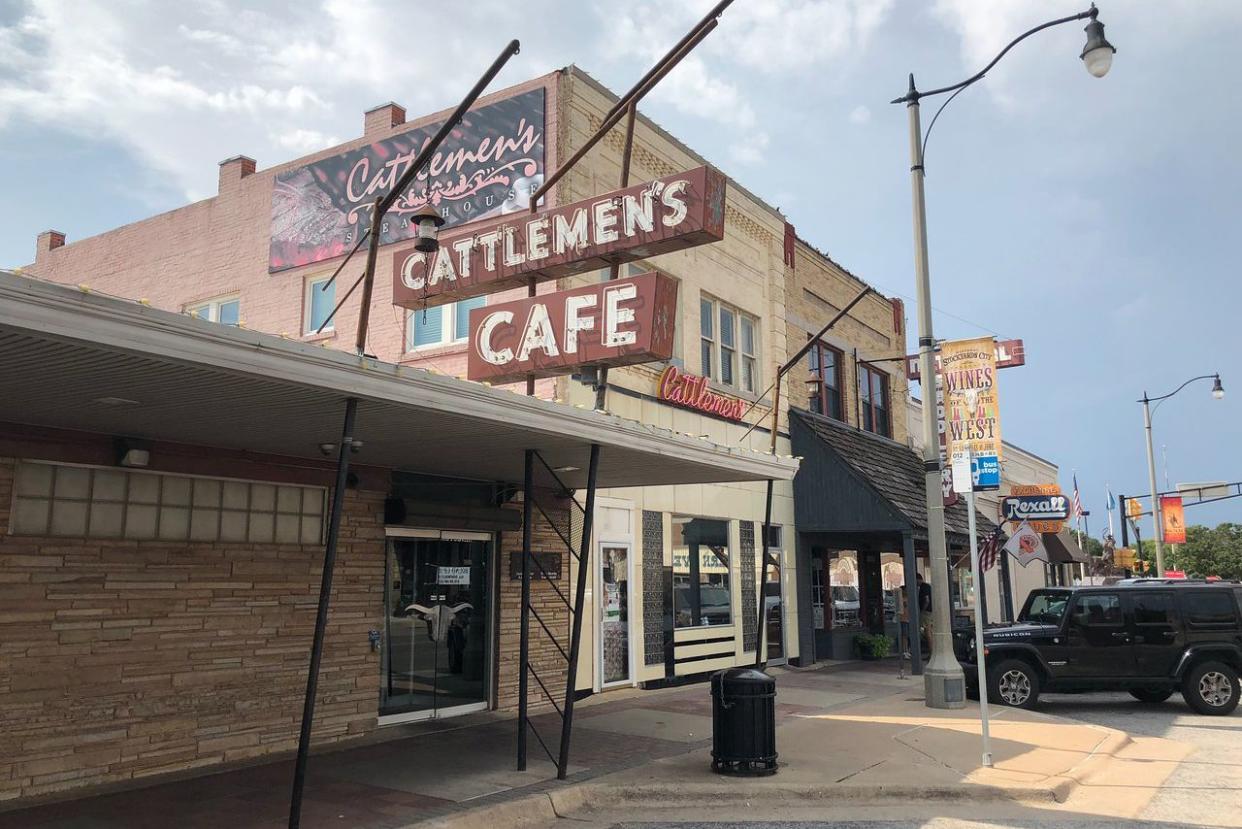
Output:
[
  {"xmin": 1212, "ymin": 374, "xmax": 1225, "ymax": 400},
  {"xmin": 1080, "ymin": 6, "xmax": 1117, "ymax": 78},
  {"xmin": 412, "ymin": 203, "xmax": 445, "ymax": 253}
]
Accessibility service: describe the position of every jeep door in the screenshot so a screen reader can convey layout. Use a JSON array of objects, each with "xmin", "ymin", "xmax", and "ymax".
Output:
[
  {"xmin": 1127, "ymin": 591, "xmax": 1182, "ymax": 677},
  {"xmin": 1060, "ymin": 592, "xmax": 1135, "ymax": 680}
]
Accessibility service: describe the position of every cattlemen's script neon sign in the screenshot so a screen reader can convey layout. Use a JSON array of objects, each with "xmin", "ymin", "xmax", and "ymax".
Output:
[
  {"xmin": 392, "ymin": 166, "xmax": 725, "ymax": 310},
  {"xmin": 657, "ymin": 365, "xmax": 745, "ymax": 421}
]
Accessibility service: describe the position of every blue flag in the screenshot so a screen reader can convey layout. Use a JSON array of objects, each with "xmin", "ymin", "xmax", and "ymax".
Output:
[{"xmin": 1107, "ymin": 488, "xmax": 1116, "ymax": 511}]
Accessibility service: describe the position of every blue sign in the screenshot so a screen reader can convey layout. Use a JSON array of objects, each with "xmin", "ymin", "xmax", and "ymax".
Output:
[{"xmin": 971, "ymin": 454, "xmax": 1001, "ymax": 490}]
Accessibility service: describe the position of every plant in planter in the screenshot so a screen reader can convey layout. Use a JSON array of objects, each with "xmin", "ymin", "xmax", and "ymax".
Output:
[{"xmin": 854, "ymin": 633, "xmax": 893, "ymax": 661}]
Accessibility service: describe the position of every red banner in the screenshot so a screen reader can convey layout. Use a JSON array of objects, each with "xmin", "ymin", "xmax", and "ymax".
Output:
[
  {"xmin": 393, "ymin": 166, "xmax": 726, "ymax": 309},
  {"xmin": 466, "ymin": 272, "xmax": 678, "ymax": 385},
  {"xmin": 1160, "ymin": 495, "xmax": 1187, "ymax": 544}
]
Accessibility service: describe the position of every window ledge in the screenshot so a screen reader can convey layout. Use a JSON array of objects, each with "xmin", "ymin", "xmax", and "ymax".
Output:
[
  {"xmin": 301, "ymin": 330, "xmax": 336, "ymax": 344},
  {"xmin": 400, "ymin": 341, "xmax": 468, "ymax": 362}
]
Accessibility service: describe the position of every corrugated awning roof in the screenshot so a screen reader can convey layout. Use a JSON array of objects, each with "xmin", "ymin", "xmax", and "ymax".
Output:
[{"xmin": 0, "ymin": 273, "xmax": 797, "ymax": 489}]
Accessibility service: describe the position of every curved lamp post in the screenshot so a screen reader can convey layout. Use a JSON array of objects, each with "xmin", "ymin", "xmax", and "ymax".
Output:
[
  {"xmin": 1140, "ymin": 373, "xmax": 1224, "ymax": 575},
  {"xmin": 892, "ymin": 5, "xmax": 1116, "ymax": 714}
]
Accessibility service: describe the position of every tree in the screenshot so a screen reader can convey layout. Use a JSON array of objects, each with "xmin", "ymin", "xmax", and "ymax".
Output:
[{"xmin": 1172, "ymin": 524, "xmax": 1242, "ymax": 579}]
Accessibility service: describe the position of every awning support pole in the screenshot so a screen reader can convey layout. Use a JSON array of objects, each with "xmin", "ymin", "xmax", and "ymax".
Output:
[
  {"xmin": 755, "ymin": 478, "xmax": 775, "ymax": 668},
  {"xmin": 901, "ymin": 532, "xmax": 923, "ymax": 675},
  {"xmin": 517, "ymin": 448, "xmax": 534, "ymax": 771},
  {"xmin": 557, "ymin": 442, "xmax": 601, "ymax": 779},
  {"xmin": 288, "ymin": 396, "xmax": 358, "ymax": 829}
]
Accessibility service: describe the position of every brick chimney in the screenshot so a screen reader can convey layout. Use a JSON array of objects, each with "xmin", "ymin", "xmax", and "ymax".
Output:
[
  {"xmin": 364, "ymin": 102, "xmax": 406, "ymax": 138},
  {"xmin": 218, "ymin": 155, "xmax": 257, "ymax": 195},
  {"xmin": 35, "ymin": 230, "xmax": 66, "ymax": 262}
]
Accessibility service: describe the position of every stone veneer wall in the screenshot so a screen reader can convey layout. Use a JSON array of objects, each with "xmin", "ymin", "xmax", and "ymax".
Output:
[{"xmin": 0, "ymin": 456, "xmax": 387, "ymax": 804}]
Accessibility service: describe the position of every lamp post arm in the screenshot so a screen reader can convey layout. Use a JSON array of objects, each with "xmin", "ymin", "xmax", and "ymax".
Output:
[
  {"xmin": 1140, "ymin": 374, "xmax": 1218, "ymax": 406},
  {"xmin": 891, "ymin": 6, "xmax": 1099, "ymax": 105}
]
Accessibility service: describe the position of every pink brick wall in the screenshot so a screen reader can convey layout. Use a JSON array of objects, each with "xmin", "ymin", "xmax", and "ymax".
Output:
[{"xmin": 22, "ymin": 73, "xmax": 561, "ymax": 388}]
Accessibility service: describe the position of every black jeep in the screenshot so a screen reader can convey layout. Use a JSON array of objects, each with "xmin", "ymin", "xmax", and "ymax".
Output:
[{"xmin": 954, "ymin": 580, "xmax": 1242, "ymax": 716}]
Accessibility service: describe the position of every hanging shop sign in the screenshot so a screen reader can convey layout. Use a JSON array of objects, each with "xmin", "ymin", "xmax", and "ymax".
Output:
[
  {"xmin": 1003, "ymin": 521, "xmax": 1049, "ymax": 567},
  {"xmin": 1002, "ymin": 493, "xmax": 1071, "ymax": 523},
  {"xmin": 1008, "ymin": 484, "xmax": 1066, "ymax": 533},
  {"xmin": 940, "ymin": 336, "xmax": 1002, "ymax": 491},
  {"xmin": 657, "ymin": 365, "xmax": 746, "ymax": 421},
  {"xmin": 906, "ymin": 338, "xmax": 1025, "ymax": 381},
  {"xmin": 392, "ymin": 165, "xmax": 727, "ymax": 309},
  {"xmin": 1160, "ymin": 495, "xmax": 1187, "ymax": 543},
  {"xmin": 465, "ymin": 271, "xmax": 678, "ymax": 385},
  {"xmin": 270, "ymin": 87, "xmax": 547, "ymax": 273}
]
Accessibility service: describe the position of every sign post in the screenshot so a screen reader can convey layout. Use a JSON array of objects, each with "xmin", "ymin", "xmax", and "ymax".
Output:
[{"xmin": 953, "ymin": 452, "xmax": 993, "ymax": 768}]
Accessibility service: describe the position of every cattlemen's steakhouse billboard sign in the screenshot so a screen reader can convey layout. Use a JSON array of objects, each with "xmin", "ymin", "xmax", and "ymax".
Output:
[{"xmin": 393, "ymin": 166, "xmax": 725, "ymax": 309}]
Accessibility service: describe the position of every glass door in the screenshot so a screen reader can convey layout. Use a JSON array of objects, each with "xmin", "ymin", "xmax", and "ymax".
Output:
[
  {"xmin": 598, "ymin": 544, "xmax": 631, "ymax": 686},
  {"xmin": 382, "ymin": 533, "xmax": 491, "ymax": 719}
]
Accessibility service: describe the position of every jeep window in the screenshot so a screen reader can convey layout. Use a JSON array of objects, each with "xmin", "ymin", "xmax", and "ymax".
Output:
[
  {"xmin": 1020, "ymin": 591, "xmax": 1069, "ymax": 625},
  {"xmin": 1182, "ymin": 591, "xmax": 1238, "ymax": 628},
  {"xmin": 1132, "ymin": 592, "xmax": 1175, "ymax": 625},
  {"xmin": 1069, "ymin": 594, "xmax": 1123, "ymax": 627}
]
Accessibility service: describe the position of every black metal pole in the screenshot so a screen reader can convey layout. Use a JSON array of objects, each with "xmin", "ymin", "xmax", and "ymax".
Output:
[
  {"xmin": 902, "ymin": 532, "xmax": 923, "ymax": 674},
  {"xmin": 1119, "ymin": 495, "xmax": 1129, "ymax": 546},
  {"xmin": 289, "ymin": 397, "xmax": 358, "ymax": 829},
  {"xmin": 517, "ymin": 449, "xmax": 533, "ymax": 771},
  {"xmin": 755, "ymin": 479, "xmax": 775, "ymax": 668},
  {"xmin": 998, "ymin": 542, "xmax": 1015, "ymax": 621},
  {"xmin": 557, "ymin": 443, "xmax": 601, "ymax": 779}
]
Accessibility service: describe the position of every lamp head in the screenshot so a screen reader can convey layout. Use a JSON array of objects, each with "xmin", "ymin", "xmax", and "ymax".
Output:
[
  {"xmin": 805, "ymin": 371, "xmax": 823, "ymax": 398},
  {"xmin": 412, "ymin": 203, "xmax": 446, "ymax": 253},
  {"xmin": 1081, "ymin": 6, "xmax": 1116, "ymax": 78},
  {"xmin": 1212, "ymin": 374, "xmax": 1224, "ymax": 400}
]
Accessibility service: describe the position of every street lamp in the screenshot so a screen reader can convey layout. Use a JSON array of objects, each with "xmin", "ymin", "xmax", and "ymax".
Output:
[
  {"xmin": 892, "ymin": 4, "xmax": 1116, "ymax": 712},
  {"xmin": 1139, "ymin": 373, "xmax": 1223, "ymax": 576},
  {"xmin": 411, "ymin": 203, "xmax": 446, "ymax": 253}
]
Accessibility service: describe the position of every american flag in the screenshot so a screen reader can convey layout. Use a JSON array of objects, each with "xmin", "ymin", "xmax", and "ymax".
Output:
[
  {"xmin": 1072, "ymin": 474, "xmax": 1085, "ymax": 519},
  {"xmin": 979, "ymin": 526, "xmax": 1005, "ymax": 571}
]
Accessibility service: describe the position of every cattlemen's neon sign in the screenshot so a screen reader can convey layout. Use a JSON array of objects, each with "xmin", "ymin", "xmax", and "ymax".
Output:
[
  {"xmin": 657, "ymin": 365, "xmax": 745, "ymax": 421},
  {"xmin": 393, "ymin": 166, "xmax": 726, "ymax": 309}
]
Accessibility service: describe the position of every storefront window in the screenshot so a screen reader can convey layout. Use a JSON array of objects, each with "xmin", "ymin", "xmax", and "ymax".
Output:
[
  {"xmin": 880, "ymin": 553, "xmax": 905, "ymax": 622},
  {"xmin": 672, "ymin": 516, "xmax": 731, "ymax": 628},
  {"xmin": 829, "ymin": 551, "xmax": 863, "ymax": 630}
]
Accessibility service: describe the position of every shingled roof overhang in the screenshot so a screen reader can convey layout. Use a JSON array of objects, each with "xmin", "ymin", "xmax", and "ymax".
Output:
[{"xmin": 790, "ymin": 408, "xmax": 994, "ymax": 549}]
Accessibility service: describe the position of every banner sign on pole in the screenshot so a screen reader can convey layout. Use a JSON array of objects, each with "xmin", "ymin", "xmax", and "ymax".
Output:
[
  {"xmin": 940, "ymin": 336, "xmax": 1003, "ymax": 491},
  {"xmin": 1160, "ymin": 495, "xmax": 1187, "ymax": 544},
  {"xmin": 1003, "ymin": 521, "xmax": 1049, "ymax": 567}
]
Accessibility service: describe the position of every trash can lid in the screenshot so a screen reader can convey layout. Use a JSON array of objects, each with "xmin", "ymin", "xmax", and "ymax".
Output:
[{"xmin": 712, "ymin": 667, "xmax": 776, "ymax": 689}]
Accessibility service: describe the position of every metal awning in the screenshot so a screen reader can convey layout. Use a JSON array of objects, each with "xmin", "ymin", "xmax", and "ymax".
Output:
[
  {"xmin": 0, "ymin": 272, "xmax": 797, "ymax": 489},
  {"xmin": 1045, "ymin": 531, "xmax": 1091, "ymax": 565}
]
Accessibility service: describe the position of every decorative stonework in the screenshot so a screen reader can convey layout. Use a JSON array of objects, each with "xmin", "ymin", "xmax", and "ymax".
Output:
[
  {"xmin": 740, "ymin": 520, "xmax": 757, "ymax": 652},
  {"xmin": 642, "ymin": 510, "xmax": 665, "ymax": 665}
]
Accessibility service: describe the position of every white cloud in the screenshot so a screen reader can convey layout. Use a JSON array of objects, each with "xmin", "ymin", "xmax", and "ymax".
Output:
[
  {"xmin": 848, "ymin": 104, "xmax": 871, "ymax": 124},
  {"xmin": 600, "ymin": 0, "xmax": 894, "ymax": 166},
  {"xmin": 274, "ymin": 128, "xmax": 340, "ymax": 154},
  {"xmin": 730, "ymin": 131, "xmax": 770, "ymax": 164}
]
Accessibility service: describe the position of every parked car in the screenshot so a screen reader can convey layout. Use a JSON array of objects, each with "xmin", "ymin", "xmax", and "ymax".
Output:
[{"xmin": 953, "ymin": 580, "xmax": 1242, "ymax": 715}]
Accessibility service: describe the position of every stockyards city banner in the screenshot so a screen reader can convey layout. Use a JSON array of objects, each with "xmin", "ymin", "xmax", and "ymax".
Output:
[
  {"xmin": 940, "ymin": 336, "xmax": 1003, "ymax": 488},
  {"xmin": 268, "ymin": 88, "xmax": 546, "ymax": 272}
]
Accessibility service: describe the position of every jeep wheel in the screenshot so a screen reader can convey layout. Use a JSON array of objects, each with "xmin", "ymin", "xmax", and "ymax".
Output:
[
  {"xmin": 1129, "ymin": 688, "xmax": 1174, "ymax": 704},
  {"xmin": 1182, "ymin": 661, "xmax": 1240, "ymax": 716},
  {"xmin": 989, "ymin": 659, "xmax": 1040, "ymax": 709}
]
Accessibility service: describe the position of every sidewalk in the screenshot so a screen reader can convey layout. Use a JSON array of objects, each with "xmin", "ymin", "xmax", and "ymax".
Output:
[{"xmin": 0, "ymin": 661, "xmax": 1176, "ymax": 829}]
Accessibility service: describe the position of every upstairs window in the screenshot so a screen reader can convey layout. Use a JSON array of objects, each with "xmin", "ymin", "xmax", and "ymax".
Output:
[
  {"xmin": 808, "ymin": 342, "xmax": 843, "ymax": 420},
  {"xmin": 700, "ymin": 295, "xmax": 759, "ymax": 393},
  {"xmin": 304, "ymin": 275, "xmax": 335, "ymax": 335},
  {"xmin": 407, "ymin": 297, "xmax": 486, "ymax": 350},
  {"xmin": 858, "ymin": 363, "xmax": 891, "ymax": 438},
  {"xmin": 187, "ymin": 295, "xmax": 240, "ymax": 326}
]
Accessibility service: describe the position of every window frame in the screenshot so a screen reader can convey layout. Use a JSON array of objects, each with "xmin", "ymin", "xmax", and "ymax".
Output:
[
  {"xmin": 699, "ymin": 294, "xmax": 760, "ymax": 393},
  {"xmin": 405, "ymin": 296, "xmax": 487, "ymax": 352},
  {"xmin": 186, "ymin": 294, "xmax": 240, "ymax": 326},
  {"xmin": 808, "ymin": 341, "xmax": 844, "ymax": 420},
  {"xmin": 303, "ymin": 274, "xmax": 336, "ymax": 336},
  {"xmin": 857, "ymin": 361, "xmax": 892, "ymax": 438}
]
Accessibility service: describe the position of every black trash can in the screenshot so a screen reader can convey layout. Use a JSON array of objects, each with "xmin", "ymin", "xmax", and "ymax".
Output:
[{"xmin": 710, "ymin": 667, "xmax": 777, "ymax": 775}]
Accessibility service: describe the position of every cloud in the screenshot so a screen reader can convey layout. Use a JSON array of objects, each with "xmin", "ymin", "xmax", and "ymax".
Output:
[
  {"xmin": 273, "ymin": 128, "xmax": 340, "ymax": 154},
  {"xmin": 848, "ymin": 104, "xmax": 871, "ymax": 125},
  {"xmin": 600, "ymin": 0, "xmax": 894, "ymax": 166}
]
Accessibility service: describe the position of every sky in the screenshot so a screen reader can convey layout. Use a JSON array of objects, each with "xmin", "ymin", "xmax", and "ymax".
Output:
[{"xmin": 1, "ymin": 0, "xmax": 1239, "ymax": 536}]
